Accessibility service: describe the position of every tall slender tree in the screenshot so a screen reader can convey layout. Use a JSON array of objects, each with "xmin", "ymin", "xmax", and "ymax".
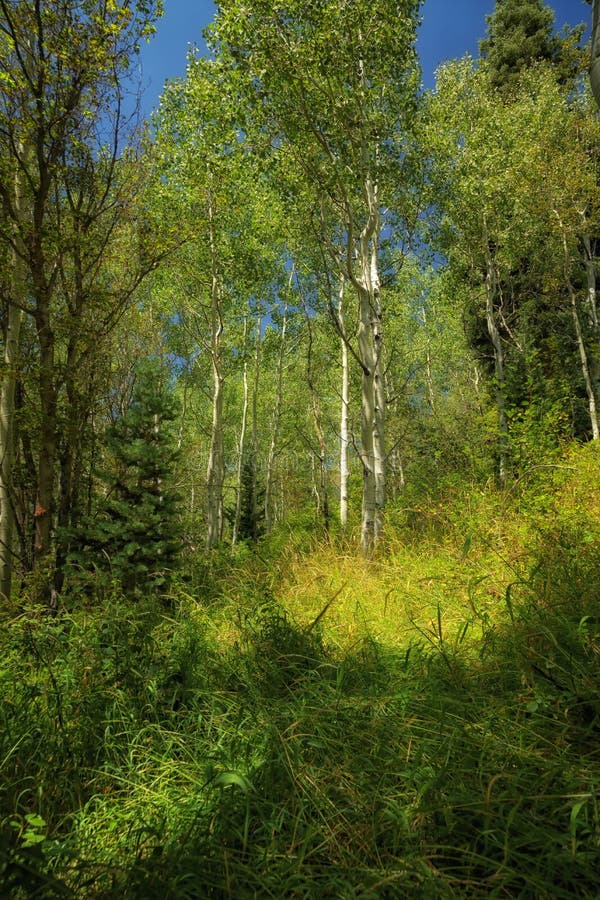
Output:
[
  {"xmin": 153, "ymin": 54, "xmax": 286, "ymax": 549},
  {"xmin": 214, "ymin": 0, "xmax": 422, "ymax": 553},
  {"xmin": 0, "ymin": 0, "xmax": 163, "ymax": 601}
]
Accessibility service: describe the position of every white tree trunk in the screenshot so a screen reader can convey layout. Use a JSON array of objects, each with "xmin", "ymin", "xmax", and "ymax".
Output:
[
  {"xmin": 557, "ymin": 218, "xmax": 600, "ymax": 440},
  {"xmin": 484, "ymin": 236, "xmax": 508, "ymax": 483},
  {"xmin": 232, "ymin": 316, "xmax": 249, "ymax": 546},
  {"xmin": 265, "ymin": 303, "xmax": 287, "ymax": 534},
  {"xmin": 582, "ymin": 232, "xmax": 600, "ymax": 404},
  {"xmin": 582, "ymin": 234, "xmax": 599, "ymax": 329},
  {"xmin": 247, "ymin": 311, "xmax": 262, "ymax": 537},
  {"xmin": 357, "ymin": 279, "xmax": 376, "ymax": 553},
  {"xmin": 356, "ymin": 174, "xmax": 384, "ymax": 555},
  {"xmin": 251, "ymin": 315, "xmax": 262, "ymax": 455},
  {"xmin": 305, "ymin": 306, "xmax": 330, "ymax": 532},
  {"xmin": 571, "ymin": 290, "xmax": 600, "ymax": 440},
  {"xmin": 371, "ymin": 236, "xmax": 385, "ymax": 545},
  {"xmin": 422, "ymin": 305, "xmax": 436, "ymax": 413},
  {"xmin": 385, "ymin": 371, "xmax": 405, "ymax": 502},
  {"xmin": 205, "ymin": 191, "xmax": 225, "ymax": 549},
  {"xmin": 339, "ymin": 276, "xmax": 350, "ymax": 528}
]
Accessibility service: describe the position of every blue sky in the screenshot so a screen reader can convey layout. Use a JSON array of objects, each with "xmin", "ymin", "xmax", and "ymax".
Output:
[{"xmin": 138, "ymin": 0, "xmax": 591, "ymax": 115}]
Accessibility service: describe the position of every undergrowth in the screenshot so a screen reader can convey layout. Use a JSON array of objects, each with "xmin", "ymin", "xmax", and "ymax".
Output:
[{"xmin": 1, "ymin": 445, "xmax": 600, "ymax": 897}]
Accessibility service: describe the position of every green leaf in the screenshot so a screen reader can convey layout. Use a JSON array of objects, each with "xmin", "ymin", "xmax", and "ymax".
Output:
[
  {"xmin": 24, "ymin": 814, "xmax": 46, "ymax": 829},
  {"xmin": 22, "ymin": 831, "xmax": 47, "ymax": 847},
  {"xmin": 462, "ymin": 532, "xmax": 472, "ymax": 558},
  {"xmin": 213, "ymin": 772, "xmax": 254, "ymax": 794}
]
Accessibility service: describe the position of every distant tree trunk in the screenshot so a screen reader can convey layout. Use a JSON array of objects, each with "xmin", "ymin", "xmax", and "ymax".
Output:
[
  {"xmin": 582, "ymin": 232, "xmax": 600, "ymax": 400},
  {"xmin": 304, "ymin": 306, "xmax": 330, "ymax": 533},
  {"xmin": 338, "ymin": 276, "xmax": 350, "ymax": 528},
  {"xmin": 54, "ymin": 370, "xmax": 79, "ymax": 595},
  {"xmin": 265, "ymin": 303, "xmax": 287, "ymax": 534},
  {"xmin": 570, "ymin": 293, "xmax": 599, "ymax": 439},
  {"xmin": 385, "ymin": 370, "xmax": 405, "ymax": 502},
  {"xmin": 232, "ymin": 309, "xmax": 263, "ymax": 544},
  {"xmin": 54, "ymin": 340, "xmax": 97, "ymax": 594},
  {"xmin": 557, "ymin": 216, "xmax": 599, "ymax": 440},
  {"xmin": 17, "ymin": 410, "xmax": 37, "ymax": 573},
  {"xmin": 232, "ymin": 316, "xmax": 249, "ymax": 546},
  {"xmin": 205, "ymin": 190, "xmax": 225, "ymax": 549},
  {"xmin": 473, "ymin": 363, "xmax": 485, "ymax": 416},
  {"xmin": 422, "ymin": 304, "xmax": 436, "ymax": 413},
  {"xmin": 55, "ymin": 256, "xmax": 88, "ymax": 593},
  {"xmin": 249, "ymin": 310, "xmax": 262, "ymax": 536},
  {"xmin": 483, "ymin": 231, "xmax": 509, "ymax": 483},
  {"xmin": 33, "ymin": 300, "xmax": 58, "ymax": 576},
  {"xmin": 0, "ymin": 158, "xmax": 26, "ymax": 601},
  {"xmin": 582, "ymin": 234, "xmax": 599, "ymax": 328}
]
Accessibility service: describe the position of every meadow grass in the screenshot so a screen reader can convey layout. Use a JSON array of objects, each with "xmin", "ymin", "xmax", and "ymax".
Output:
[{"xmin": 1, "ymin": 445, "xmax": 600, "ymax": 897}]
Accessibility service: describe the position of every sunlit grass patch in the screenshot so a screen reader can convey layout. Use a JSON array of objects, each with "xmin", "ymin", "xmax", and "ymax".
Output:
[
  {"xmin": 2, "ymin": 455, "xmax": 600, "ymax": 896},
  {"xmin": 276, "ymin": 529, "xmax": 523, "ymax": 652}
]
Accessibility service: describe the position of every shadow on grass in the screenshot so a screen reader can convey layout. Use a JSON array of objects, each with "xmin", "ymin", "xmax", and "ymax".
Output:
[{"xmin": 2, "ymin": 521, "xmax": 600, "ymax": 898}]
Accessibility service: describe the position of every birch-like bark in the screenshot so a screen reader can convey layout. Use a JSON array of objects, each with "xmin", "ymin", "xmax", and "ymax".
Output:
[
  {"xmin": 422, "ymin": 305, "xmax": 436, "ymax": 413},
  {"xmin": 356, "ymin": 172, "xmax": 384, "ymax": 554},
  {"xmin": 265, "ymin": 303, "xmax": 287, "ymax": 534},
  {"xmin": 581, "ymin": 232, "xmax": 600, "ymax": 401},
  {"xmin": 582, "ymin": 233, "xmax": 599, "ymax": 329},
  {"xmin": 355, "ymin": 43, "xmax": 385, "ymax": 554},
  {"xmin": 311, "ymin": 454, "xmax": 320, "ymax": 513},
  {"xmin": 205, "ymin": 190, "xmax": 225, "ymax": 549},
  {"xmin": 0, "ymin": 157, "xmax": 26, "ymax": 600},
  {"xmin": 338, "ymin": 276, "xmax": 350, "ymax": 528},
  {"xmin": 232, "ymin": 316, "xmax": 249, "ymax": 546},
  {"xmin": 249, "ymin": 311, "xmax": 262, "ymax": 536},
  {"xmin": 570, "ymin": 294, "xmax": 599, "ymax": 439},
  {"xmin": 305, "ymin": 308, "xmax": 330, "ymax": 533},
  {"xmin": 371, "ymin": 230, "xmax": 385, "ymax": 545},
  {"xmin": 483, "ymin": 233, "xmax": 508, "ymax": 483},
  {"xmin": 558, "ymin": 218, "xmax": 600, "ymax": 439},
  {"xmin": 385, "ymin": 370, "xmax": 404, "ymax": 502}
]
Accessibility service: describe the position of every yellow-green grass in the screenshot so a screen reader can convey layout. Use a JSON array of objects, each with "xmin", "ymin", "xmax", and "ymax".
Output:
[
  {"xmin": 249, "ymin": 441, "xmax": 600, "ymax": 647},
  {"xmin": 3, "ymin": 443, "xmax": 600, "ymax": 898}
]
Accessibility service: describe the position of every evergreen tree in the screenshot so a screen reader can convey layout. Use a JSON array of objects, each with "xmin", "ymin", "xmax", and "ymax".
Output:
[
  {"xmin": 236, "ymin": 456, "xmax": 265, "ymax": 543},
  {"xmin": 479, "ymin": 0, "xmax": 584, "ymax": 90},
  {"xmin": 69, "ymin": 359, "xmax": 181, "ymax": 596}
]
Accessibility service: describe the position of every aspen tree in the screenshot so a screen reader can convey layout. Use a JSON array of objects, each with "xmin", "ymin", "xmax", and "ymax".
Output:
[{"xmin": 214, "ymin": 0, "xmax": 421, "ymax": 552}]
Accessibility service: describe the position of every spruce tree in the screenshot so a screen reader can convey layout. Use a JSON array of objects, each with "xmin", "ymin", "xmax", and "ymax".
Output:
[
  {"xmin": 479, "ymin": 0, "xmax": 583, "ymax": 90},
  {"xmin": 237, "ymin": 456, "xmax": 265, "ymax": 543},
  {"xmin": 70, "ymin": 359, "xmax": 181, "ymax": 596}
]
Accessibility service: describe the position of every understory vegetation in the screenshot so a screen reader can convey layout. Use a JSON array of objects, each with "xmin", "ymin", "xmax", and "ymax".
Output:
[{"xmin": 2, "ymin": 444, "xmax": 600, "ymax": 898}]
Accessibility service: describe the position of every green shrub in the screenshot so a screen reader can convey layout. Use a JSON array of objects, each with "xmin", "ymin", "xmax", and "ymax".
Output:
[{"xmin": 66, "ymin": 358, "xmax": 181, "ymax": 598}]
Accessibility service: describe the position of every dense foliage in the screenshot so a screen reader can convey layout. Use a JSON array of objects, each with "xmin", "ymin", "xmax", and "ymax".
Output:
[{"xmin": 0, "ymin": 0, "xmax": 599, "ymax": 895}]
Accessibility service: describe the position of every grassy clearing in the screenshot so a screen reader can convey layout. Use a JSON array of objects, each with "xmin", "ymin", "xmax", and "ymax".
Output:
[{"xmin": 1, "ymin": 446, "xmax": 600, "ymax": 897}]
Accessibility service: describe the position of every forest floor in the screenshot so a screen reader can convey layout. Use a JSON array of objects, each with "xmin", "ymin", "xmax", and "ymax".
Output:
[{"xmin": 2, "ymin": 443, "xmax": 600, "ymax": 897}]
